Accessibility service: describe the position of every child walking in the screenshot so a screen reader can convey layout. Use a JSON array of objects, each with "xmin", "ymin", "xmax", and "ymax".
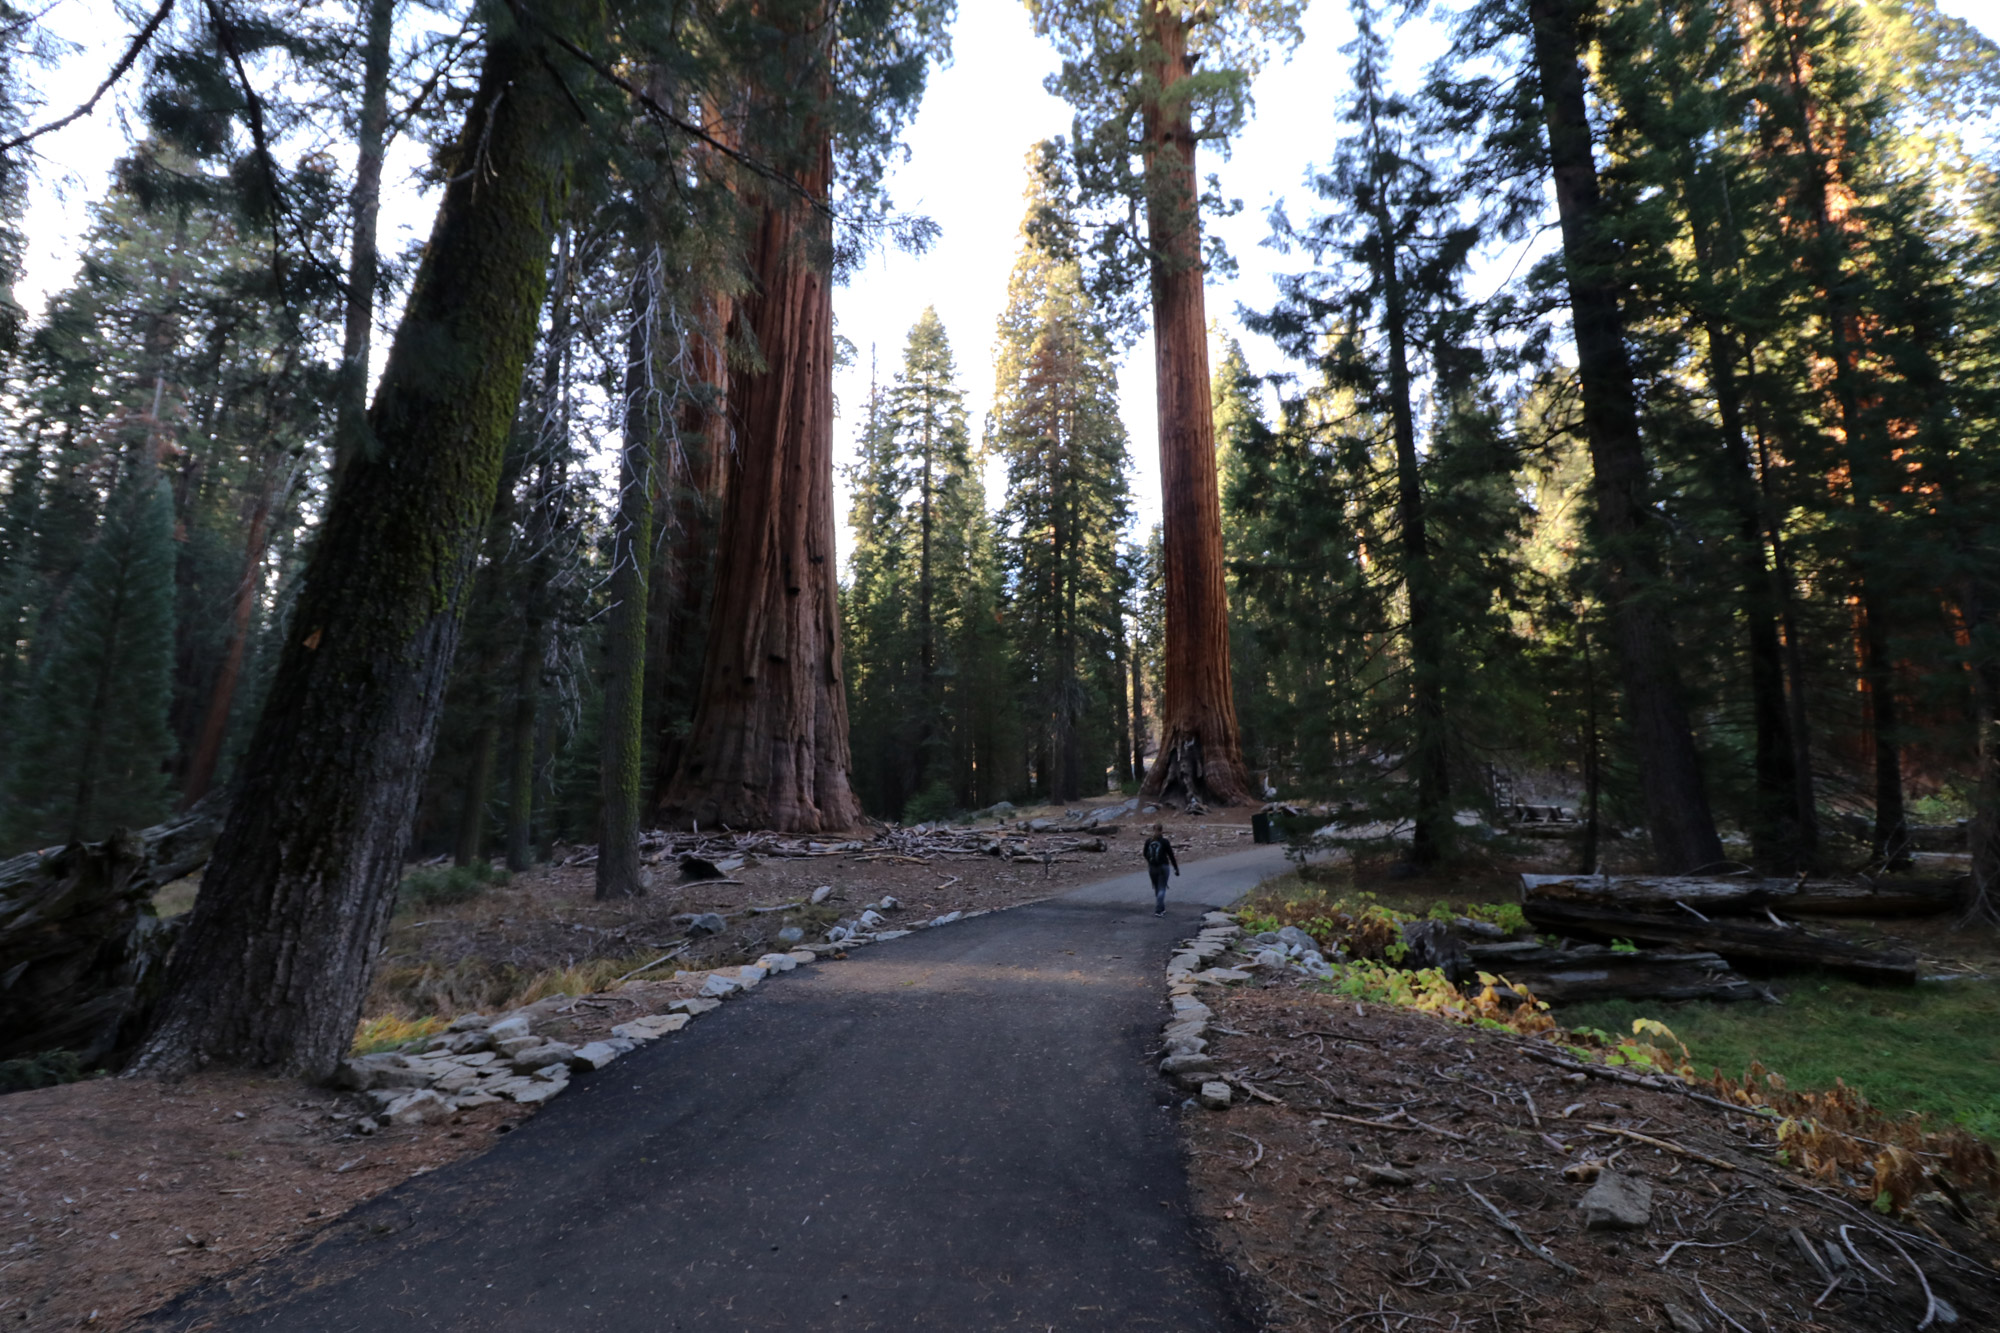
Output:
[{"xmin": 1142, "ymin": 823, "xmax": 1179, "ymax": 916}]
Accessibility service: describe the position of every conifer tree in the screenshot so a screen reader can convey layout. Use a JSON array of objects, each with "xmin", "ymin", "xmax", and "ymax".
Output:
[
  {"xmin": 1027, "ymin": 1, "xmax": 1303, "ymax": 806},
  {"xmin": 3, "ymin": 464, "xmax": 176, "ymax": 850},
  {"xmin": 991, "ymin": 153, "xmax": 1134, "ymax": 803}
]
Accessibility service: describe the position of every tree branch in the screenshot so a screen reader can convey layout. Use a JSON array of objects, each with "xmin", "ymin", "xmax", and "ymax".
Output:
[{"xmin": 0, "ymin": 0, "xmax": 177, "ymax": 157}]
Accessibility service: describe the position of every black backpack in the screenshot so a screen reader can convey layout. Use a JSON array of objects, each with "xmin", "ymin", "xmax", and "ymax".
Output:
[{"xmin": 1143, "ymin": 836, "xmax": 1171, "ymax": 868}]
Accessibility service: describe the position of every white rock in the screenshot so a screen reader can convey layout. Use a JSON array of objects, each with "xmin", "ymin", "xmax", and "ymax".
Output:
[
  {"xmin": 1198, "ymin": 1081, "xmax": 1233, "ymax": 1110},
  {"xmin": 879, "ymin": 895, "xmax": 901, "ymax": 911},
  {"xmin": 732, "ymin": 964, "xmax": 767, "ymax": 988},
  {"xmin": 455, "ymin": 1051, "xmax": 499, "ymax": 1067},
  {"xmin": 756, "ymin": 953, "xmax": 799, "ymax": 973},
  {"xmin": 1170, "ymin": 997, "xmax": 1213, "ymax": 1022},
  {"xmin": 611, "ymin": 1013, "xmax": 690, "ymax": 1041},
  {"xmin": 434, "ymin": 1068, "xmax": 480, "ymax": 1094},
  {"xmin": 447, "ymin": 1012, "xmax": 492, "ymax": 1032},
  {"xmin": 858, "ymin": 909, "xmax": 887, "ymax": 929},
  {"xmin": 507, "ymin": 1042, "xmax": 576, "ymax": 1075},
  {"xmin": 700, "ymin": 973, "xmax": 742, "ymax": 999},
  {"xmin": 929, "ymin": 911, "xmax": 963, "ymax": 927},
  {"xmin": 511, "ymin": 1079, "xmax": 566, "ymax": 1105},
  {"xmin": 785, "ymin": 950, "xmax": 816, "ymax": 965},
  {"xmin": 453, "ymin": 1090, "xmax": 500, "ymax": 1108},
  {"xmin": 570, "ymin": 1041, "xmax": 621, "ymax": 1071},
  {"xmin": 529, "ymin": 1063, "xmax": 569, "ymax": 1083},
  {"xmin": 486, "ymin": 1014, "xmax": 532, "ymax": 1042},
  {"xmin": 1193, "ymin": 968, "xmax": 1253, "ymax": 986},
  {"xmin": 873, "ymin": 929, "xmax": 912, "ymax": 940},
  {"xmin": 810, "ymin": 885, "xmax": 834, "ymax": 904},
  {"xmin": 385, "ymin": 1090, "xmax": 450, "ymax": 1125},
  {"xmin": 667, "ymin": 997, "xmax": 722, "ymax": 1016}
]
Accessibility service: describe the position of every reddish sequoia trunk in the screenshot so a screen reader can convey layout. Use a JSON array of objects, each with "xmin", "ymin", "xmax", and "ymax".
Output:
[
  {"xmin": 657, "ymin": 136, "xmax": 858, "ymax": 833},
  {"xmin": 648, "ymin": 290, "xmax": 732, "ymax": 808},
  {"xmin": 180, "ymin": 468, "xmax": 275, "ymax": 806},
  {"xmin": 1138, "ymin": 6, "xmax": 1250, "ymax": 808}
]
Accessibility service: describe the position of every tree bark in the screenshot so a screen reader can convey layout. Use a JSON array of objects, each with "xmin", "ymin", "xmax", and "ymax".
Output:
[
  {"xmin": 656, "ymin": 125, "xmax": 858, "ymax": 832},
  {"xmin": 1137, "ymin": 3, "xmax": 1249, "ymax": 808},
  {"xmin": 598, "ymin": 268, "xmax": 656, "ymax": 899},
  {"xmin": 128, "ymin": 13, "xmax": 586, "ymax": 1079},
  {"xmin": 647, "ymin": 290, "xmax": 731, "ymax": 809},
  {"xmin": 1131, "ymin": 628, "xmax": 1147, "ymax": 782},
  {"xmin": 180, "ymin": 466, "xmax": 276, "ymax": 806},
  {"xmin": 504, "ymin": 231, "xmax": 574, "ymax": 873},
  {"xmin": 454, "ymin": 719, "xmax": 498, "ymax": 866},
  {"xmin": 331, "ymin": 0, "xmax": 394, "ymax": 487},
  {"xmin": 1684, "ymin": 189, "xmax": 1803, "ymax": 871},
  {"xmin": 1363, "ymin": 116, "xmax": 1450, "ymax": 864},
  {"xmin": 1528, "ymin": 0, "xmax": 1723, "ymax": 873}
]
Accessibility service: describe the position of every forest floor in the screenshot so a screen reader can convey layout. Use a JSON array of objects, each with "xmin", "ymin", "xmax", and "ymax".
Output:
[
  {"xmin": 1186, "ymin": 848, "xmax": 2000, "ymax": 1332},
  {"xmin": 0, "ymin": 798, "xmax": 1252, "ymax": 1330},
  {"xmin": 1181, "ymin": 986, "xmax": 2000, "ymax": 1333}
]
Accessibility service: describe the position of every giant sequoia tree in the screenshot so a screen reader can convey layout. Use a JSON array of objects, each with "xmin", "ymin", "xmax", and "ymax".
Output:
[
  {"xmin": 654, "ymin": 91, "xmax": 860, "ymax": 832},
  {"xmin": 131, "ymin": 6, "xmax": 601, "ymax": 1076},
  {"xmin": 1029, "ymin": 0, "xmax": 1302, "ymax": 807},
  {"xmin": 657, "ymin": 0, "xmax": 949, "ymax": 832}
]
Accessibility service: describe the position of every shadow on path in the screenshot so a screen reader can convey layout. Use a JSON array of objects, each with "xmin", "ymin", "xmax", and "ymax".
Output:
[{"xmin": 141, "ymin": 846, "xmax": 1288, "ymax": 1331}]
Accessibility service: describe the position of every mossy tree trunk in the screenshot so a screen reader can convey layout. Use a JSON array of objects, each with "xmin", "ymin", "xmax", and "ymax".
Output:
[
  {"xmin": 597, "ymin": 267, "xmax": 657, "ymax": 900},
  {"xmin": 129, "ymin": 12, "xmax": 590, "ymax": 1078}
]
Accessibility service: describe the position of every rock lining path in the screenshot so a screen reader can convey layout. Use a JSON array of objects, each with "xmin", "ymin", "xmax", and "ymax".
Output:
[{"xmin": 144, "ymin": 845, "xmax": 1289, "ymax": 1332}]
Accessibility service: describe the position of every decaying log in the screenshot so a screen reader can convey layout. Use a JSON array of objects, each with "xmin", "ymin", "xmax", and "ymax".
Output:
[
  {"xmin": 0, "ymin": 800, "xmax": 223, "ymax": 1064},
  {"xmin": 1466, "ymin": 939, "xmax": 1758, "ymax": 1004},
  {"xmin": 1522, "ymin": 872, "xmax": 1961, "ymax": 919},
  {"xmin": 1520, "ymin": 898, "xmax": 1917, "ymax": 985},
  {"xmin": 1783, "ymin": 876, "xmax": 1962, "ymax": 919},
  {"xmin": 1522, "ymin": 873, "xmax": 1799, "ymax": 912}
]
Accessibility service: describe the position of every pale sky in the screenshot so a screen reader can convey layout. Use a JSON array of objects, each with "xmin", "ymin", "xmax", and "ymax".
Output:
[{"xmin": 12, "ymin": 0, "xmax": 2000, "ymax": 570}]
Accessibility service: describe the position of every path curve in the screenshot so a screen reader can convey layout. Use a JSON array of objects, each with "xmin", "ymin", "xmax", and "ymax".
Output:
[{"xmin": 144, "ymin": 845, "xmax": 1289, "ymax": 1332}]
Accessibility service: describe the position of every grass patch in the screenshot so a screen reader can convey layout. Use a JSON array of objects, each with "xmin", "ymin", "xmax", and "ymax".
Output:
[
  {"xmin": 350, "ymin": 1013, "xmax": 449, "ymax": 1056},
  {"xmin": 395, "ymin": 860, "xmax": 509, "ymax": 913},
  {"xmin": 1557, "ymin": 975, "xmax": 2000, "ymax": 1139}
]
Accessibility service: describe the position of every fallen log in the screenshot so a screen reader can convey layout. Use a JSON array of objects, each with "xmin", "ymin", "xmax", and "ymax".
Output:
[
  {"xmin": 1522, "ymin": 873, "xmax": 1799, "ymax": 913},
  {"xmin": 1784, "ymin": 876, "xmax": 1963, "ymax": 919},
  {"xmin": 1520, "ymin": 899, "xmax": 1918, "ymax": 986},
  {"xmin": 1521, "ymin": 872, "xmax": 1961, "ymax": 919},
  {"xmin": 0, "ymin": 800, "xmax": 224, "ymax": 1065},
  {"xmin": 1466, "ymin": 940, "xmax": 1758, "ymax": 1004}
]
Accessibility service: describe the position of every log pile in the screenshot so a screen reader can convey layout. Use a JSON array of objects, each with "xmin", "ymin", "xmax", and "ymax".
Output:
[
  {"xmin": 1466, "ymin": 939, "xmax": 1758, "ymax": 1004},
  {"xmin": 1520, "ymin": 874, "xmax": 1922, "ymax": 987},
  {"xmin": 0, "ymin": 801, "xmax": 224, "ymax": 1064}
]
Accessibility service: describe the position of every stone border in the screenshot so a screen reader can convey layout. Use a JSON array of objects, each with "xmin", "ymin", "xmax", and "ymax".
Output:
[{"xmin": 333, "ymin": 902, "xmax": 1019, "ymax": 1129}]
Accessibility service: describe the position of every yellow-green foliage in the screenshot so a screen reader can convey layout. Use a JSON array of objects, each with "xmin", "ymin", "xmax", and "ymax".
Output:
[{"xmin": 351, "ymin": 1013, "xmax": 448, "ymax": 1055}]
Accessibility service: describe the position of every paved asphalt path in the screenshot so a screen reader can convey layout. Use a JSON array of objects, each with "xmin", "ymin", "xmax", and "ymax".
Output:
[{"xmin": 145, "ymin": 844, "xmax": 1289, "ymax": 1332}]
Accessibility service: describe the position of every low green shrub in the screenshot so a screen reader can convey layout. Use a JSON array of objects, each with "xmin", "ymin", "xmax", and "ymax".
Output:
[
  {"xmin": 0, "ymin": 1050, "xmax": 87, "ymax": 1094},
  {"xmin": 395, "ymin": 860, "xmax": 510, "ymax": 913}
]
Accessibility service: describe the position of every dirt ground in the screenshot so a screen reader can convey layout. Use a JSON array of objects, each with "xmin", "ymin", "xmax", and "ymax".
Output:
[
  {"xmin": 0, "ymin": 800, "xmax": 1252, "ymax": 1331},
  {"xmin": 1181, "ymin": 984, "xmax": 2000, "ymax": 1332}
]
